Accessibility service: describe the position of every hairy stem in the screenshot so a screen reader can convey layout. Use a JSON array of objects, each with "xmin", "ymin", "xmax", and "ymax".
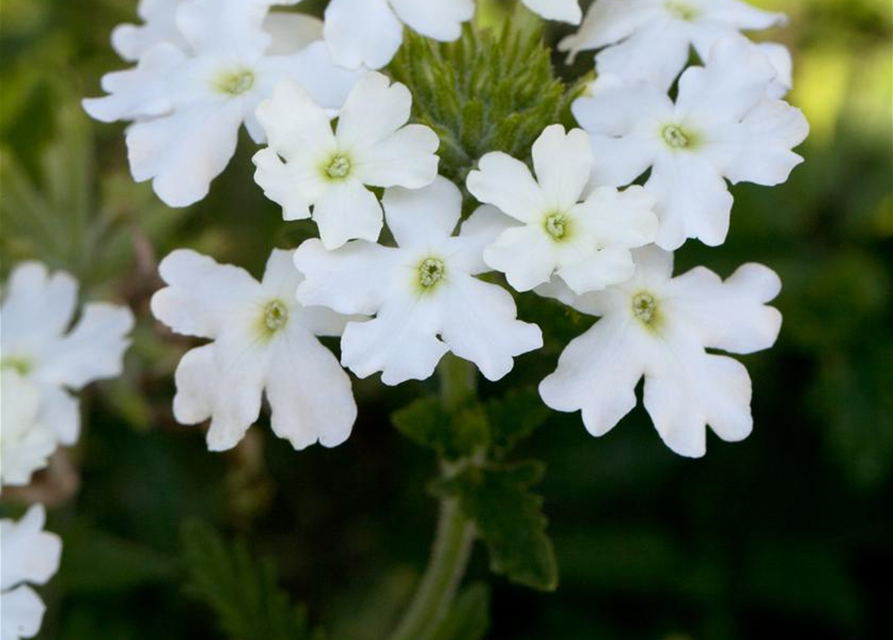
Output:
[{"xmin": 388, "ymin": 355, "xmax": 478, "ymax": 640}]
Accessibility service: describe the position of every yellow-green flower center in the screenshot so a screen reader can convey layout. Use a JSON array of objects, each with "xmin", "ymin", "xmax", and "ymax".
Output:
[
  {"xmin": 632, "ymin": 292, "xmax": 658, "ymax": 325},
  {"xmin": 418, "ymin": 257, "xmax": 446, "ymax": 290},
  {"xmin": 262, "ymin": 299, "xmax": 289, "ymax": 334},
  {"xmin": 666, "ymin": 1, "xmax": 698, "ymax": 20},
  {"xmin": 662, "ymin": 124, "xmax": 691, "ymax": 149},
  {"xmin": 544, "ymin": 213, "xmax": 571, "ymax": 241},
  {"xmin": 1, "ymin": 357, "xmax": 31, "ymax": 375},
  {"xmin": 215, "ymin": 69, "xmax": 255, "ymax": 96},
  {"xmin": 325, "ymin": 155, "xmax": 352, "ymax": 180}
]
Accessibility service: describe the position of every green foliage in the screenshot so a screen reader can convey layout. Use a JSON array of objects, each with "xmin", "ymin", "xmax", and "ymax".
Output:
[
  {"xmin": 428, "ymin": 583, "xmax": 491, "ymax": 640},
  {"xmin": 388, "ymin": 21, "xmax": 585, "ymax": 186},
  {"xmin": 442, "ymin": 461, "xmax": 558, "ymax": 591},
  {"xmin": 485, "ymin": 389, "xmax": 552, "ymax": 456},
  {"xmin": 392, "ymin": 397, "xmax": 489, "ymax": 461},
  {"xmin": 180, "ymin": 520, "xmax": 322, "ymax": 640}
]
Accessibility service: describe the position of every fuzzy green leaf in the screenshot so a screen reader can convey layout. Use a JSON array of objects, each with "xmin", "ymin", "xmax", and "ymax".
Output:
[
  {"xmin": 391, "ymin": 396, "xmax": 489, "ymax": 461},
  {"xmin": 485, "ymin": 389, "xmax": 551, "ymax": 456}
]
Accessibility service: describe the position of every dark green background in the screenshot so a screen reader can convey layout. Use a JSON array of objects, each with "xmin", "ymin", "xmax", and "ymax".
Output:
[{"xmin": 1, "ymin": 0, "xmax": 891, "ymax": 638}]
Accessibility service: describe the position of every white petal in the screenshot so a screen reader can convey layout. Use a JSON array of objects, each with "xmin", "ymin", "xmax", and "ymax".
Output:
[
  {"xmin": 1, "ymin": 262, "xmax": 77, "ymax": 354},
  {"xmin": 0, "ymin": 585, "xmax": 45, "ymax": 640},
  {"xmin": 646, "ymin": 153, "xmax": 734, "ymax": 250},
  {"xmin": 531, "ymin": 125, "xmax": 592, "ymax": 211},
  {"xmin": 312, "ymin": 179, "xmax": 383, "ymax": 250},
  {"xmin": 757, "ymin": 42, "xmax": 793, "ymax": 99},
  {"xmin": 341, "ymin": 297, "xmax": 449, "ymax": 385},
  {"xmin": 336, "ymin": 72, "xmax": 412, "ymax": 151},
  {"xmin": 0, "ymin": 504, "xmax": 62, "ymax": 589},
  {"xmin": 262, "ymin": 12, "xmax": 323, "ymax": 55},
  {"xmin": 0, "ymin": 373, "xmax": 56, "ymax": 489},
  {"xmin": 595, "ymin": 18, "xmax": 692, "ymax": 91},
  {"xmin": 484, "ymin": 225, "xmax": 560, "ymax": 292},
  {"xmin": 294, "ymin": 239, "xmax": 395, "ymax": 315},
  {"xmin": 126, "ymin": 100, "xmax": 243, "ymax": 207},
  {"xmin": 522, "ymin": 0, "xmax": 582, "ymax": 24},
  {"xmin": 352, "ymin": 124, "xmax": 440, "ymax": 189},
  {"xmin": 381, "ymin": 177, "xmax": 461, "ymax": 250},
  {"xmin": 576, "ymin": 185, "xmax": 658, "ymax": 248},
  {"xmin": 557, "ymin": 245, "xmax": 636, "ymax": 294},
  {"xmin": 251, "ymin": 148, "xmax": 316, "ymax": 221},
  {"xmin": 175, "ymin": 0, "xmax": 270, "ymax": 58},
  {"xmin": 264, "ymin": 325, "xmax": 356, "ymax": 449},
  {"xmin": 540, "ymin": 315, "xmax": 644, "ymax": 436},
  {"xmin": 31, "ymin": 302, "xmax": 133, "ymax": 391},
  {"xmin": 36, "ymin": 384, "xmax": 80, "ymax": 446},
  {"xmin": 451, "ymin": 205, "xmax": 517, "ymax": 275},
  {"xmin": 699, "ymin": 0, "xmax": 787, "ymax": 30},
  {"xmin": 390, "ymin": 0, "xmax": 474, "ymax": 40},
  {"xmin": 152, "ymin": 249, "xmax": 260, "ymax": 339},
  {"xmin": 440, "ymin": 274, "xmax": 542, "ymax": 381},
  {"xmin": 111, "ymin": 0, "xmax": 184, "ymax": 61},
  {"xmin": 323, "ymin": 0, "xmax": 403, "ymax": 69},
  {"xmin": 558, "ymin": 0, "xmax": 662, "ymax": 61},
  {"xmin": 255, "ymin": 80, "xmax": 336, "ymax": 161},
  {"xmin": 172, "ymin": 341, "xmax": 267, "ymax": 452},
  {"xmin": 664, "ymin": 263, "xmax": 782, "ymax": 354},
  {"xmin": 466, "ymin": 153, "xmax": 546, "ymax": 223}
]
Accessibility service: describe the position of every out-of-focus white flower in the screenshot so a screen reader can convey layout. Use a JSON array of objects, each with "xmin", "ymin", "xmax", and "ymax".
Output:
[
  {"xmin": 323, "ymin": 0, "xmax": 474, "ymax": 69},
  {"xmin": 539, "ymin": 246, "xmax": 782, "ymax": 458},
  {"xmin": 559, "ymin": 0, "xmax": 787, "ymax": 90},
  {"xmin": 84, "ymin": 0, "xmax": 362, "ymax": 207},
  {"xmin": 0, "ymin": 505, "xmax": 62, "ymax": 640},
  {"xmin": 0, "ymin": 371, "xmax": 56, "ymax": 491},
  {"xmin": 466, "ymin": 124, "xmax": 658, "ymax": 294},
  {"xmin": 253, "ymin": 73, "xmax": 440, "ymax": 250},
  {"xmin": 572, "ymin": 38, "xmax": 809, "ymax": 250},
  {"xmin": 111, "ymin": 0, "xmax": 325, "ymax": 61},
  {"xmin": 151, "ymin": 249, "xmax": 357, "ymax": 452},
  {"xmin": 294, "ymin": 178, "xmax": 543, "ymax": 386},
  {"xmin": 521, "ymin": 0, "xmax": 582, "ymax": 24},
  {"xmin": 1, "ymin": 262, "xmax": 134, "ymax": 450}
]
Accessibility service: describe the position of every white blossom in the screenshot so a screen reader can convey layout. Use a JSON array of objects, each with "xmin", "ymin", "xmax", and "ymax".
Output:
[
  {"xmin": 294, "ymin": 178, "xmax": 543, "ymax": 386},
  {"xmin": 521, "ymin": 0, "xmax": 582, "ymax": 24},
  {"xmin": 1, "ymin": 262, "xmax": 134, "ymax": 451},
  {"xmin": 83, "ymin": 0, "xmax": 362, "ymax": 207},
  {"xmin": 0, "ymin": 505, "xmax": 62, "ymax": 640},
  {"xmin": 323, "ymin": 0, "xmax": 474, "ymax": 69},
  {"xmin": 572, "ymin": 38, "xmax": 809, "ymax": 250},
  {"xmin": 151, "ymin": 249, "xmax": 357, "ymax": 452},
  {"xmin": 253, "ymin": 73, "xmax": 440, "ymax": 250},
  {"xmin": 466, "ymin": 124, "xmax": 658, "ymax": 294},
  {"xmin": 0, "ymin": 371, "xmax": 56, "ymax": 491},
  {"xmin": 539, "ymin": 246, "xmax": 782, "ymax": 458},
  {"xmin": 559, "ymin": 0, "xmax": 787, "ymax": 91}
]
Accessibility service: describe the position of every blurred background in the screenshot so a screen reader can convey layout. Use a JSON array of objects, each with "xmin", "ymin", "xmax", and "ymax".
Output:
[{"xmin": 1, "ymin": 0, "xmax": 891, "ymax": 638}]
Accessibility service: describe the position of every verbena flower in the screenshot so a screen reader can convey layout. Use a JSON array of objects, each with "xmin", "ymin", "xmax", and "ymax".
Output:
[
  {"xmin": 0, "ymin": 371, "xmax": 56, "ymax": 491},
  {"xmin": 294, "ymin": 178, "xmax": 543, "ymax": 386},
  {"xmin": 253, "ymin": 73, "xmax": 441, "ymax": 250},
  {"xmin": 466, "ymin": 124, "xmax": 658, "ymax": 294},
  {"xmin": 323, "ymin": 0, "xmax": 475, "ymax": 69},
  {"xmin": 521, "ymin": 0, "xmax": 582, "ymax": 24},
  {"xmin": 83, "ymin": 0, "xmax": 361, "ymax": 207},
  {"xmin": 151, "ymin": 249, "xmax": 357, "ymax": 452},
  {"xmin": 559, "ymin": 0, "xmax": 787, "ymax": 90},
  {"xmin": 539, "ymin": 246, "xmax": 782, "ymax": 458},
  {"xmin": 0, "ymin": 262, "xmax": 134, "ymax": 452},
  {"xmin": 0, "ymin": 505, "xmax": 62, "ymax": 640},
  {"xmin": 572, "ymin": 38, "xmax": 809, "ymax": 250}
]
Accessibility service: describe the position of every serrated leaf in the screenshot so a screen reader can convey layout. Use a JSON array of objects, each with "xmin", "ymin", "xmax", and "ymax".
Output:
[
  {"xmin": 485, "ymin": 388, "xmax": 551, "ymax": 456},
  {"xmin": 391, "ymin": 396, "xmax": 489, "ymax": 461},
  {"xmin": 180, "ymin": 519, "xmax": 320, "ymax": 640},
  {"xmin": 428, "ymin": 583, "xmax": 490, "ymax": 640},
  {"xmin": 445, "ymin": 462, "xmax": 558, "ymax": 591}
]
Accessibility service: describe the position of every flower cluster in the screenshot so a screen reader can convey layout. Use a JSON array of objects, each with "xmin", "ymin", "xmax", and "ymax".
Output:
[{"xmin": 84, "ymin": 0, "xmax": 807, "ymax": 461}]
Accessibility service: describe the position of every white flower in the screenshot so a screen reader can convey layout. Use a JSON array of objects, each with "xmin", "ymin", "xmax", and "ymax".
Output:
[
  {"xmin": 252, "ymin": 73, "xmax": 441, "ymax": 250},
  {"xmin": 83, "ymin": 0, "xmax": 362, "ymax": 207},
  {"xmin": 1, "ymin": 262, "xmax": 134, "ymax": 449},
  {"xmin": 0, "ymin": 505, "xmax": 62, "ymax": 640},
  {"xmin": 466, "ymin": 124, "xmax": 658, "ymax": 294},
  {"xmin": 572, "ymin": 38, "xmax": 809, "ymax": 250},
  {"xmin": 521, "ymin": 0, "xmax": 582, "ymax": 24},
  {"xmin": 151, "ymin": 249, "xmax": 357, "ymax": 452},
  {"xmin": 323, "ymin": 0, "xmax": 475, "ymax": 69},
  {"xmin": 294, "ymin": 177, "xmax": 543, "ymax": 386},
  {"xmin": 0, "ymin": 371, "xmax": 56, "ymax": 491},
  {"xmin": 539, "ymin": 246, "xmax": 782, "ymax": 458},
  {"xmin": 559, "ymin": 0, "xmax": 787, "ymax": 90}
]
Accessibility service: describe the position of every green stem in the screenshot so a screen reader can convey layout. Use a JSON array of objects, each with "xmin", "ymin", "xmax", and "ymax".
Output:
[{"xmin": 388, "ymin": 355, "xmax": 478, "ymax": 640}]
